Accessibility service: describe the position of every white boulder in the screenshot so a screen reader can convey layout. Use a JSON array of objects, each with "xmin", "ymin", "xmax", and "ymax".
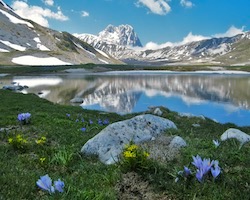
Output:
[
  {"xmin": 81, "ymin": 114, "xmax": 177, "ymax": 164},
  {"xmin": 221, "ymin": 128, "xmax": 250, "ymax": 148}
]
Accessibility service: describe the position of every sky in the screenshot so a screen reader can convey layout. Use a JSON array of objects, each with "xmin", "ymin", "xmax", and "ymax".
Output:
[{"xmin": 3, "ymin": 0, "xmax": 250, "ymax": 48}]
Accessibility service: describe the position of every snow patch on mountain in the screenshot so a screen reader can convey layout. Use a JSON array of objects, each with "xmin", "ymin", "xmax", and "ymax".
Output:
[
  {"xmin": 12, "ymin": 55, "xmax": 72, "ymax": 66},
  {"xmin": 0, "ymin": 9, "xmax": 33, "ymax": 28}
]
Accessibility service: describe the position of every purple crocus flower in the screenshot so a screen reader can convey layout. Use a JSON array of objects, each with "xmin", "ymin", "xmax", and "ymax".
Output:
[
  {"xmin": 196, "ymin": 169, "xmax": 204, "ymax": 183},
  {"xmin": 36, "ymin": 174, "xmax": 55, "ymax": 194},
  {"xmin": 202, "ymin": 158, "xmax": 214, "ymax": 174},
  {"xmin": 192, "ymin": 155, "xmax": 203, "ymax": 169},
  {"xmin": 98, "ymin": 119, "xmax": 102, "ymax": 125},
  {"xmin": 211, "ymin": 160, "xmax": 221, "ymax": 178},
  {"xmin": 103, "ymin": 119, "xmax": 109, "ymax": 125},
  {"xmin": 81, "ymin": 127, "xmax": 86, "ymax": 132},
  {"xmin": 183, "ymin": 166, "xmax": 192, "ymax": 177},
  {"xmin": 211, "ymin": 166, "xmax": 221, "ymax": 178},
  {"xmin": 54, "ymin": 179, "xmax": 65, "ymax": 193},
  {"xmin": 17, "ymin": 113, "xmax": 31, "ymax": 124}
]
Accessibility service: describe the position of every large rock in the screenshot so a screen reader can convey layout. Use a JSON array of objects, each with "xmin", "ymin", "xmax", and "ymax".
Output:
[
  {"xmin": 221, "ymin": 128, "xmax": 250, "ymax": 148},
  {"xmin": 81, "ymin": 114, "xmax": 177, "ymax": 164}
]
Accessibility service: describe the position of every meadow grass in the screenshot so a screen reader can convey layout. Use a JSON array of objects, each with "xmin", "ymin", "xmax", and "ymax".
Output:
[{"xmin": 0, "ymin": 89, "xmax": 250, "ymax": 199}]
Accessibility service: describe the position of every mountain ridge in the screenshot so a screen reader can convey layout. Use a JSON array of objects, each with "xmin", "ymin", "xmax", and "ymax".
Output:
[
  {"xmin": 75, "ymin": 24, "xmax": 250, "ymax": 66},
  {"xmin": 0, "ymin": 1, "xmax": 122, "ymax": 66}
]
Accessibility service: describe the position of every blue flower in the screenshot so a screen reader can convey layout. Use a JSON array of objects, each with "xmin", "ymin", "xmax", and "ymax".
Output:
[
  {"xmin": 103, "ymin": 119, "xmax": 109, "ymax": 125},
  {"xmin": 54, "ymin": 179, "xmax": 64, "ymax": 193},
  {"xmin": 201, "ymin": 158, "xmax": 214, "ymax": 174},
  {"xmin": 211, "ymin": 160, "xmax": 221, "ymax": 178},
  {"xmin": 89, "ymin": 119, "xmax": 93, "ymax": 124},
  {"xmin": 192, "ymin": 155, "xmax": 203, "ymax": 169},
  {"xmin": 75, "ymin": 119, "xmax": 79, "ymax": 122},
  {"xmin": 81, "ymin": 127, "xmax": 86, "ymax": 132},
  {"xmin": 66, "ymin": 113, "xmax": 70, "ymax": 118},
  {"xmin": 98, "ymin": 119, "xmax": 102, "ymax": 125},
  {"xmin": 36, "ymin": 174, "xmax": 55, "ymax": 194},
  {"xmin": 196, "ymin": 169, "xmax": 204, "ymax": 183},
  {"xmin": 213, "ymin": 139, "xmax": 220, "ymax": 148},
  {"xmin": 17, "ymin": 113, "xmax": 31, "ymax": 124},
  {"xmin": 183, "ymin": 166, "xmax": 192, "ymax": 177}
]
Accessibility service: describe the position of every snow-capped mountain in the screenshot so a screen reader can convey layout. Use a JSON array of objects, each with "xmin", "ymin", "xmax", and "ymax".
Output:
[
  {"xmin": 75, "ymin": 24, "xmax": 250, "ymax": 66},
  {"xmin": 0, "ymin": 1, "xmax": 122, "ymax": 65}
]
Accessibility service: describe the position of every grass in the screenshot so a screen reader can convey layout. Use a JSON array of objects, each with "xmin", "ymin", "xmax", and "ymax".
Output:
[
  {"xmin": 0, "ymin": 89, "xmax": 250, "ymax": 199},
  {"xmin": 1, "ymin": 63, "xmax": 250, "ymax": 75}
]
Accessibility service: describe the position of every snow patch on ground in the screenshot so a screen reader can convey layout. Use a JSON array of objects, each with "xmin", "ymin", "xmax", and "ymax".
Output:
[
  {"xmin": 98, "ymin": 58, "xmax": 109, "ymax": 64},
  {"xmin": 95, "ymin": 48, "xmax": 110, "ymax": 58},
  {"xmin": 0, "ymin": 48, "xmax": 9, "ymax": 52},
  {"xmin": 0, "ymin": 9, "xmax": 33, "ymax": 28},
  {"xmin": 0, "ymin": 40, "xmax": 26, "ymax": 51},
  {"xmin": 12, "ymin": 55, "xmax": 72, "ymax": 66}
]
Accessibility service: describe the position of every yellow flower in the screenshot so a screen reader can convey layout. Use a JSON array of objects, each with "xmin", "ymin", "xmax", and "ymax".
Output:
[
  {"xmin": 41, "ymin": 136, "xmax": 46, "ymax": 141},
  {"xmin": 8, "ymin": 138, "xmax": 13, "ymax": 144},
  {"xmin": 22, "ymin": 139, "xmax": 28, "ymax": 144},
  {"xmin": 126, "ymin": 144, "xmax": 138, "ymax": 151},
  {"xmin": 143, "ymin": 151, "xmax": 150, "ymax": 158},
  {"xmin": 123, "ymin": 150, "xmax": 136, "ymax": 158},
  {"xmin": 40, "ymin": 157, "xmax": 46, "ymax": 163}
]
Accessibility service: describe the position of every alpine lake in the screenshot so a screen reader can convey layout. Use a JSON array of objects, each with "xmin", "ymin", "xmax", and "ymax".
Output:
[{"xmin": 1, "ymin": 70, "xmax": 250, "ymax": 127}]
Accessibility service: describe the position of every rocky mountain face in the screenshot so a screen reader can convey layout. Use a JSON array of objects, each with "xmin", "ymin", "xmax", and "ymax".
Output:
[
  {"xmin": 0, "ymin": 1, "xmax": 122, "ymax": 66},
  {"xmin": 75, "ymin": 24, "xmax": 250, "ymax": 66}
]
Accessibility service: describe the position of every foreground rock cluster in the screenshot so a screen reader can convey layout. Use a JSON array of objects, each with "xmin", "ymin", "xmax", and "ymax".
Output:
[{"xmin": 81, "ymin": 109, "xmax": 250, "ymax": 164}]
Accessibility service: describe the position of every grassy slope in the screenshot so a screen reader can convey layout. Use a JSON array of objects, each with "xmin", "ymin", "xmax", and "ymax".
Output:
[{"xmin": 0, "ymin": 89, "xmax": 250, "ymax": 199}]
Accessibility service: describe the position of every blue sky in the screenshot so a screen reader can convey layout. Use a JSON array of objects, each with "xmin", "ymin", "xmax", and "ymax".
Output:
[{"xmin": 4, "ymin": 0, "xmax": 250, "ymax": 47}]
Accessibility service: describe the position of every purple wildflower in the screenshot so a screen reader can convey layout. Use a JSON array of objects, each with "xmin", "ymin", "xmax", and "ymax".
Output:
[
  {"xmin": 54, "ymin": 179, "xmax": 64, "ymax": 193},
  {"xmin": 192, "ymin": 155, "xmax": 203, "ymax": 169},
  {"xmin": 196, "ymin": 169, "xmax": 204, "ymax": 183},
  {"xmin": 98, "ymin": 119, "xmax": 102, "ymax": 125},
  {"xmin": 17, "ymin": 113, "xmax": 31, "ymax": 124},
  {"xmin": 89, "ymin": 119, "xmax": 93, "ymax": 124},
  {"xmin": 202, "ymin": 158, "xmax": 214, "ymax": 174},
  {"xmin": 66, "ymin": 113, "xmax": 70, "ymax": 118},
  {"xmin": 81, "ymin": 127, "xmax": 86, "ymax": 132},
  {"xmin": 183, "ymin": 166, "xmax": 192, "ymax": 177},
  {"xmin": 103, "ymin": 119, "xmax": 109, "ymax": 125},
  {"xmin": 36, "ymin": 174, "xmax": 55, "ymax": 194}
]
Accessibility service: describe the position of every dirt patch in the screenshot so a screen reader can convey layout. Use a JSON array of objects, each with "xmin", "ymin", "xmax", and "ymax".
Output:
[{"xmin": 116, "ymin": 172, "xmax": 175, "ymax": 200}]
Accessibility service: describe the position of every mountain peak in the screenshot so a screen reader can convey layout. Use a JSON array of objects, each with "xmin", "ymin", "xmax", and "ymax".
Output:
[{"xmin": 98, "ymin": 24, "xmax": 142, "ymax": 47}]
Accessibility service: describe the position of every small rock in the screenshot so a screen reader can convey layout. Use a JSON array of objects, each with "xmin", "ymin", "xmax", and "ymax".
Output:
[
  {"xmin": 169, "ymin": 136, "xmax": 187, "ymax": 149},
  {"xmin": 153, "ymin": 108, "xmax": 163, "ymax": 116},
  {"xmin": 221, "ymin": 128, "xmax": 250, "ymax": 148},
  {"xmin": 2, "ymin": 85, "xmax": 24, "ymax": 91}
]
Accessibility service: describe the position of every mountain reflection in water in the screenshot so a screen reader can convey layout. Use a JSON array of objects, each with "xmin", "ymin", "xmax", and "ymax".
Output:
[{"xmin": 2, "ymin": 73, "xmax": 249, "ymax": 126}]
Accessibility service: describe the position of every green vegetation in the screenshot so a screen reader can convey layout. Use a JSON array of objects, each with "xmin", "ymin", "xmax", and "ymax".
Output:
[
  {"xmin": 0, "ymin": 89, "xmax": 250, "ymax": 199},
  {"xmin": 1, "ymin": 63, "xmax": 250, "ymax": 75}
]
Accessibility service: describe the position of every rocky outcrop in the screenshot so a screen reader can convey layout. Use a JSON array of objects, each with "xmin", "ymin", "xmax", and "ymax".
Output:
[{"xmin": 81, "ymin": 114, "xmax": 178, "ymax": 164}]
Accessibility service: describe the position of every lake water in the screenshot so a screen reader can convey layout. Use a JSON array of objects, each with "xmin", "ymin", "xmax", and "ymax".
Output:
[{"xmin": 1, "ymin": 71, "xmax": 250, "ymax": 126}]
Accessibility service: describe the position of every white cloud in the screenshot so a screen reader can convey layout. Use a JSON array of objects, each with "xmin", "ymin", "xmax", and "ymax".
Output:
[
  {"xmin": 43, "ymin": 0, "xmax": 54, "ymax": 6},
  {"xmin": 141, "ymin": 26, "xmax": 245, "ymax": 50},
  {"xmin": 11, "ymin": 1, "xmax": 68, "ymax": 27},
  {"xmin": 213, "ymin": 26, "xmax": 245, "ymax": 38},
  {"xmin": 180, "ymin": 0, "xmax": 193, "ymax": 8},
  {"xmin": 179, "ymin": 32, "xmax": 209, "ymax": 45},
  {"xmin": 81, "ymin": 11, "xmax": 89, "ymax": 17},
  {"xmin": 137, "ymin": 0, "xmax": 171, "ymax": 15}
]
